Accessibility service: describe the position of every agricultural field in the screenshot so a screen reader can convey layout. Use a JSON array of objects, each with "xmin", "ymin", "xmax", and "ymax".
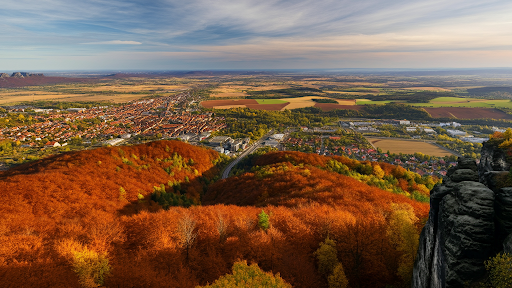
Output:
[
  {"xmin": 0, "ymin": 78, "xmax": 198, "ymax": 105},
  {"xmin": 324, "ymin": 90, "xmax": 380, "ymax": 96},
  {"xmin": 423, "ymin": 107, "xmax": 512, "ymax": 119},
  {"xmin": 200, "ymin": 99, "xmax": 290, "ymax": 110},
  {"xmin": 210, "ymin": 86, "xmax": 250, "ymax": 98},
  {"xmin": 313, "ymin": 103, "xmax": 365, "ymax": 111},
  {"xmin": 201, "ymin": 99, "xmax": 259, "ymax": 109},
  {"xmin": 277, "ymin": 96, "xmax": 348, "ymax": 110},
  {"xmin": 209, "ymin": 84, "xmax": 295, "ymax": 98},
  {"xmin": 201, "ymin": 96, "xmax": 357, "ymax": 111},
  {"xmin": 366, "ymin": 137, "xmax": 454, "ymax": 157},
  {"xmin": 255, "ymin": 99, "xmax": 288, "ymax": 104},
  {"xmin": 356, "ymin": 99, "xmax": 394, "ymax": 105},
  {"xmin": 411, "ymin": 96, "xmax": 512, "ymax": 109}
]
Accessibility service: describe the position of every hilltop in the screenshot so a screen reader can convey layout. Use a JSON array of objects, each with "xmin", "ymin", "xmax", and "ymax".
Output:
[
  {"xmin": 1, "ymin": 143, "xmax": 432, "ymax": 288},
  {"xmin": 205, "ymin": 151, "xmax": 432, "ymax": 217}
]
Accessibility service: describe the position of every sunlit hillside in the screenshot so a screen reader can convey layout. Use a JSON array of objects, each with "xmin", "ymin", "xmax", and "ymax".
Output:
[{"xmin": 0, "ymin": 143, "xmax": 431, "ymax": 287}]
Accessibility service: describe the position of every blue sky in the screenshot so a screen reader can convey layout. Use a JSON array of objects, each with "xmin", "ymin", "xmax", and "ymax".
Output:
[{"xmin": 2, "ymin": 0, "xmax": 512, "ymax": 70}]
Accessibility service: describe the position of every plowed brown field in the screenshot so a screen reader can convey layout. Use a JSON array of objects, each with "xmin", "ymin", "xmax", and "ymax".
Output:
[
  {"xmin": 201, "ymin": 99, "xmax": 289, "ymax": 110},
  {"xmin": 424, "ymin": 107, "xmax": 512, "ymax": 119},
  {"xmin": 246, "ymin": 103, "xmax": 290, "ymax": 110},
  {"xmin": 200, "ymin": 99, "xmax": 258, "ymax": 108}
]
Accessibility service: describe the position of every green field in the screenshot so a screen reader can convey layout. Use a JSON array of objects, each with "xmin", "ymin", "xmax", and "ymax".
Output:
[
  {"xmin": 411, "ymin": 97, "xmax": 512, "ymax": 109},
  {"xmin": 255, "ymin": 99, "xmax": 289, "ymax": 104},
  {"xmin": 354, "ymin": 97, "xmax": 512, "ymax": 109}
]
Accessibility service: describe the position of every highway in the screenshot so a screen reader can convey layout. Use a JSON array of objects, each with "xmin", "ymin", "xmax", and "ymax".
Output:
[{"xmin": 221, "ymin": 130, "xmax": 274, "ymax": 179}]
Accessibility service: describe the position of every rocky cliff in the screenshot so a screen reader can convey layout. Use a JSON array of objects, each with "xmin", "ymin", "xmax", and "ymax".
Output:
[{"xmin": 413, "ymin": 142, "xmax": 511, "ymax": 287}]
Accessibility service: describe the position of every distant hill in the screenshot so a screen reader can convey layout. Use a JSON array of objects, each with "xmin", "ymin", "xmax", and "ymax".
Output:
[
  {"xmin": 205, "ymin": 151, "xmax": 431, "ymax": 218},
  {"xmin": 0, "ymin": 72, "xmax": 93, "ymax": 88},
  {"xmin": 0, "ymin": 140, "xmax": 220, "ymax": 219},
  {"xmin": 0, "ymin": 144, "xmax": 431, "ymax": 288}
]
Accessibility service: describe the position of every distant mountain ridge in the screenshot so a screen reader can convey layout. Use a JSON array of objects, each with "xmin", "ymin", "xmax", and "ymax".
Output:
[{"xmin": 0, "ymin": 72, "xmax": 92, "ymax": 88}]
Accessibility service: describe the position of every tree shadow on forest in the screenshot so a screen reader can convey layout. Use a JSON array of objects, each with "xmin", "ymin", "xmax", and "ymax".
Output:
[{"xmin": 117, "ymin": 165, "xmax": 222, "ymax": 216}]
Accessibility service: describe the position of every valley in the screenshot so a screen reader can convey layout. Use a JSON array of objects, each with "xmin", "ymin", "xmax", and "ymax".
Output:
[{"xmin": 1, "ymin": 70, "xmax": 512, "ymax": 287}]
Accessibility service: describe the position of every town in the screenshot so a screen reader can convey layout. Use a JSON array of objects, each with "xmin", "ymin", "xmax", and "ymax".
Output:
[{"xmin": 0, "ymin": 91, "xmax": 507, "ymax": 178}]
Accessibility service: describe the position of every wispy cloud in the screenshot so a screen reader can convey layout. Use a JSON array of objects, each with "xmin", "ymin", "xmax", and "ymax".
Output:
[
  {"xmin": 3, "ymin": 0, "xmax": 512, "ymax": 69},
  {"xmin": 82, "ymin": 40, "xmax": 142, "ymax": 45}
]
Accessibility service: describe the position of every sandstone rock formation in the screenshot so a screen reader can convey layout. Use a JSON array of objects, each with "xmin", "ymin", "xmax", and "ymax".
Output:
[
  {"xmin": 11, "ymin": 72, "xmax": 24, "ymax": 78},
  {"xmin": 413, "ymin": 143, "xmax": 512, "ymax": 287},
  {"xmin": 0, "ymin": 73, "xmax": 9, "ymax": 78},
  {"xmin": 8, "ymin": 72, "xmax": 44, "ymax": 77}
]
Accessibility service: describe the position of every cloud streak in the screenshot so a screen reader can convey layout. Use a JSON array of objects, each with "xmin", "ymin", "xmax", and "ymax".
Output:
[
  {"xmin": 2, "ymin": 0, "xmax": 512, "ymax": 69},
  {"xmin": 82, "ymin": 40, "xmax": 142, "ymax": 45}
]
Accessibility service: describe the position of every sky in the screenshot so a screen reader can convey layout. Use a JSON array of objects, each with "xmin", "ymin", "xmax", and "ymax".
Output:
[{"xmin": 2, "ymin": 0, "xmax": 512, "ymax": 71}]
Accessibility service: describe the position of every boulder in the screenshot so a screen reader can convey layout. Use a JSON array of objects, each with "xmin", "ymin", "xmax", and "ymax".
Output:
[
  {"xmin": 479, "ymin": 141, "xmax": 509, "ymax": 186},
  {"xmin": 449, "ymin": 169, "xmax": 479, "ymax": 183}
]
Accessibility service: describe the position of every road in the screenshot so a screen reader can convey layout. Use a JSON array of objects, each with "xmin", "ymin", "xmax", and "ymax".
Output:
[{"xmin": 221, "ymin": 130, "xmax": 274, "ymax": 179}]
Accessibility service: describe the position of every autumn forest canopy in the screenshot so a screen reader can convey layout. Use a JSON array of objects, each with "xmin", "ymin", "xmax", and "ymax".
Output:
[{"xmin": 0, "ymin": 140, "xmax": 433, "ymax": 287}]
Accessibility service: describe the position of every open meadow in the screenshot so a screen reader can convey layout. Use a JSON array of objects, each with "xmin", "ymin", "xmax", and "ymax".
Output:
[
  {"xmin": 423, "ymin": 107, "xmax": 512, "ymax": 119},
  {"xmin": 365, "ymin": 137, "xmax": 455, "ymax": 157},
  {"xmin": 411, "ymin": 96, "xmax": 512, "ymax": 109}
]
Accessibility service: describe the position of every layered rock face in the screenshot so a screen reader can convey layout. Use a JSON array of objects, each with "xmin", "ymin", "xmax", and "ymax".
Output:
[
  {"xmin": 413, "ymin": 143, "xmax": 512, "ymax": 287},
  {"xmin": 0, "ymin": 72, "xmax": 44, "ymax": 78}
]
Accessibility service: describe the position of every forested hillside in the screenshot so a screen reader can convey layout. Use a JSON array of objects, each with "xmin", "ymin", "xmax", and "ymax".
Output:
[{"xmin": 1, "ymin": 142, "xmax": 431, "ymax": 287}]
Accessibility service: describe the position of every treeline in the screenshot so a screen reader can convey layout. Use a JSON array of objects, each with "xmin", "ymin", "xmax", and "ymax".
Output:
[
  {"xmin": 466, "ymin": 87, "xmax": 512, "ymax": 98},
  {"xmin": 312, "ymin": 98, "xmax": 338, "ymax": 103},
  {"xmin": 368, "ymin": 91, "xmax": 455, "ymax": 103},
  {"xmin": 227, "ymin": 151, "xmax": 438, "ymax": 204},
  {"xmin": 325, "ymin": 91, "xmax": 455, "ymax": 103},
  {"xmin": 326, "ymin": 103, "xmax": 432, "ymax": 120},
  {"xmin": 212, "ymin": 108, "xmax": 336, "ymax": 140},
  {"xmin": 245, "ymin": 87, "xmax": 323, "ymax": 99},
  {"xmin": 211, "ymin": 104, "xmax": 433, "ymax": 141}
]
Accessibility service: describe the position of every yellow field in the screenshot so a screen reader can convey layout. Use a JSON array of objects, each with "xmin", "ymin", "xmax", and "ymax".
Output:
[
  {"xmin": 0, "ymin": 93, "xmax": 89, "ymax": 104},
  {"xmin": 365, "ymin": 137, "xmax": 454, "ymax": 157},
  {"xmin": 0, "ymin": 92, "xmax": 163, "ymax": 104},
  {"xmin": 211, "ymin": 87, "xmax": 249, "ymax": 98},
  {"xmin": 277, "ymin": 96, "xmax": 356, "ymax": 110},
  {"xmin": 89, "ymin": 84, "xmax": 187, "ymax": 92},
  {"xmin": 335, "ymin": 99, "xmax": 358, "ymax": 105},
  {"xmin": 278, "ymin": 96, "xmax": 322, "ymax": 110},
  {"xmin": 0, "ymin": 80, "xmax": 195, "ymax": 105}
]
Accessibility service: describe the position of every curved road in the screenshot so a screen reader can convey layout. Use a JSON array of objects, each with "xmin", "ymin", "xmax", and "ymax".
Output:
[{"xmin": 222, "ymin": 130, "xmax": 274, "ymax": 179}]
